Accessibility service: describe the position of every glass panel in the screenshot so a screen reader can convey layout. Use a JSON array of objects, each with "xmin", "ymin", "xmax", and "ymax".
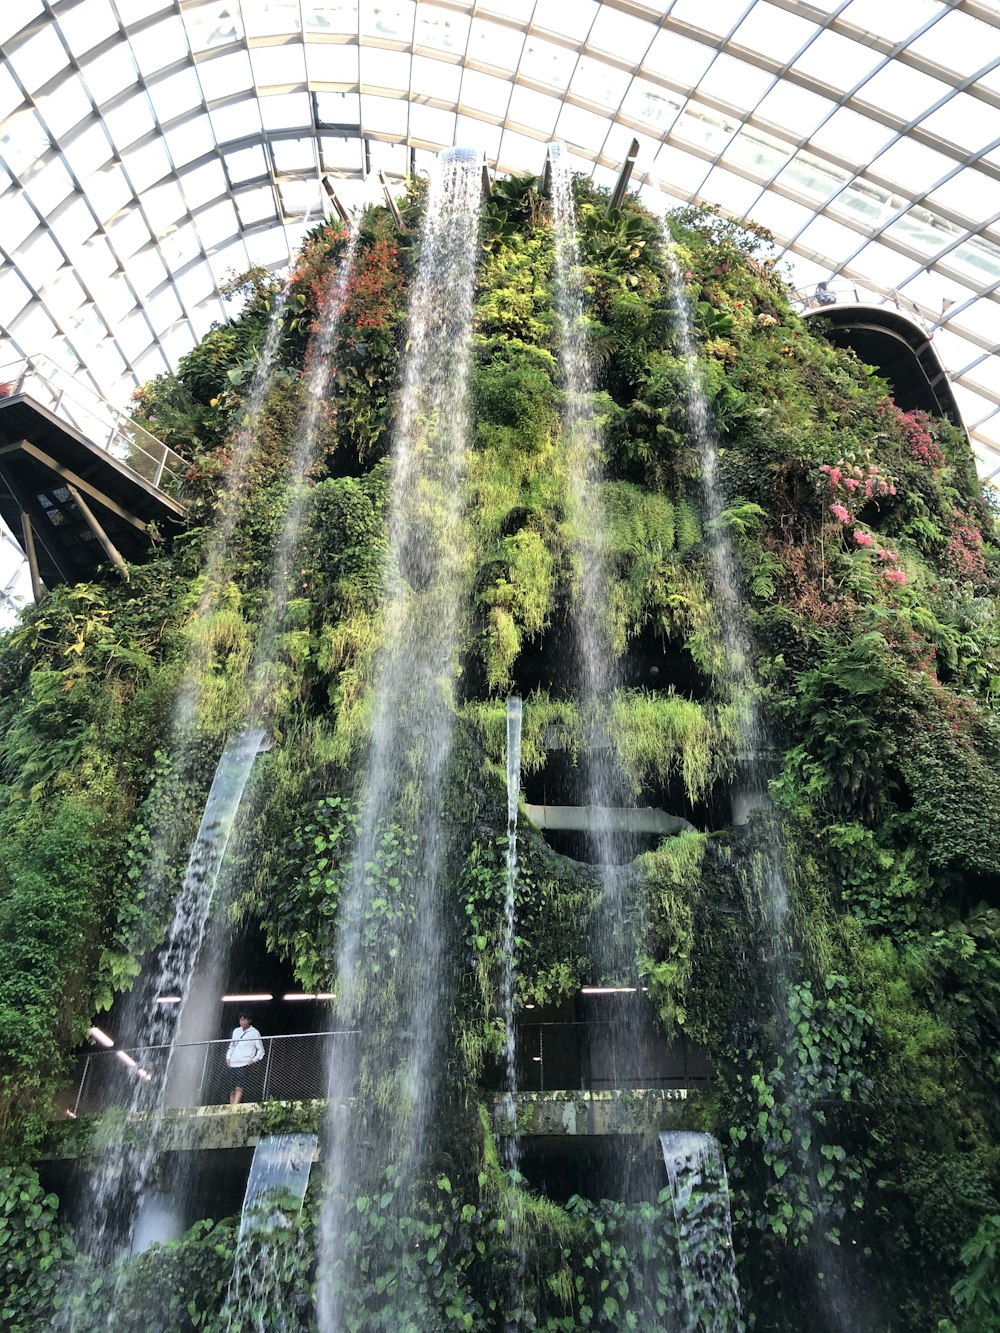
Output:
[
  {"xmin": 250, "ymin": 44, "xmax": 308, "ymax": 87},
  {"xmin": 722, "ymin": 126, "xmax": 792, "ymax": 181},
  {"xmin": 0, "ymin": 1, "xmax": 45, "ymax": 47},
  {"xmin": 129, "ymin": 17, "xmax": 191, "ymax": 78},
  {"xmin": 667, "ymin": 0, "xmax": 752, "ymax": 38},
  {"xmin": 928, "ymin": 168, "xmax": 1000, "ymax": 222},
  {"xmin": 357, "ymin": 96, "xmax": 407, "ymax": 136},
  {"xmin": 860, "ymin": 62, "xmax": 951, "ymax": 121},
  {"xmin": 588, "ymin": 8, "xmax": 656, "ymax": 63},
  {"xmin": 258, "ymin": 92, "xmax": 311, "ymax": 131},
  {"xmin": 556, "ymin": 101, "xmax": 613, "ymax": 152},
  {"xmin": 196, "ymin": 198, "xmax": 241, "ymax": 246},
  {"xmin": 809, "ymin": 106, "xmax": 895, "ymax": 160},
  {"xmin": 58, "ymin": 0, "xmax": 119, "ymax": 57},
  {"xmin": 359, "ymin": 47, "xmax": 411, "ymax": 88},
  {"xmin": 82, "ymin": 44, "xmax": 139, "ymax": 101},
  {"xmin": 521, "ymin": 38, "xmax": 576, "ymax": 92},
  {"xmin": 570, "ymin": 57, "xmax": 630, "ymax": 110},
  {"xmin": 408, "ymin": 102, "xmax": 458, "ymax": 144},
  {"xmin": 754, "ymin": 82, "xmax": 834, "ymax": 137},
  {"xmin": 85, "ymin": 162, "xmax": 131, "ymax": 217},
  {"xmin": 148, "ymin": 67, "xmax": 206, "ymax": 126},
  {"xmin": 182, "ymin": 2, "xmax": 244, "ymax": 52},
  {"xmin": 17, "ymin": 231, "xmax": 63, "ymax": 289},
  {"xmin": 104, "ymin": 92, "xmax": 157, "ymax": 152},
  {"xmin": 872, "ymin": 138, "xmax": 955, "ymax": 194},
  {"xmin": 946, "ymin": 235, "xmax": 1000, "ymax": 286},
  {"xmin": 211, "ymin": 98, "xmax": 263, "ymax": 145},
  {"xmin": 922, "ymin": 95, "xmax": 1000, "ymax": 153},
  {"xmin": 121, "ymin": 137, "xmax": 173, "ymax": 193},
  {"xmin": 360, "ymin": 1, "xmax": 414, "ymax": 42},
  {"xmin": 696, "ymin": 53, "xmax": 774, "ymax": 107},
  {"xmin": 732, "ymin": 4, "xmax": 818, "ymax": 63},
  {"xmin": 468, "ymin": 19, "xmax": 525, "ymax": 75},
  {"xmin": 305, "ymin": 43, "xmax": 358, "ymax": 82},
  {"xmin": 8, "ymin": 27, "xmax": 66, "ymax": 94},
  {"xmin": 620, "ymin": 78, "xmax": 681, "ymax": 134},
  {"xmin": 38, "ymin": 74, "xmax": 92, "ymax": 139},
  {"xmin": 163, "ymin": 114, "xmax": 216, "ymax": 169},
  {"xmin": 106, "ymin": 206, "xmax": 152, "ymax": 258},
  {"xmin": 460, "ymin": 68, "xmax": 513, "ymax": 118},
  {"xmin": 243, "ymin": 0, "xmax": 301, "ymax": 39},
  {"xmin": 701, "ymin": 164, "xmax": 764, "ymax": 215},
  {"xmin": 411, "ymin": 54, "xmax": 461, "ymax": 101},
  {"xmin": 908, "ymin": 10, "xmax": 998, "ymax": 77},
  {"xmin": 671, "ymin": 104, "xmax": 740, "ymax": 155},
  {"xmin": 272, "ymin": 138, "xmax": 317, "ymax": 173},
  {"xmin": 303, "ymin": 1, "xmax": 358, "ymax": 36},
  {"xmin": 197, "ymin": 50, "xmax": 255, "ymax": 102},
  {"xmin": 791, "ymin": 28, "xmax": 885, "ymax": 87},
  {"xmin": 643, "ymin": 30, "xmax": 715, "ymax": 83},
  {"xmin": 533, "ymin": 0, "xmax": 597, "ymax": 43},
  {"xmin": 776, "ymin": 150, "xmax": 849, "ymax": 206},
  {"xmin": 414, "ymin": 5, "xmax": 469, "ymax": 54},
  {"xmin": 236, "ymin": 184, "xmax": 277, "ymax": 226},
  {"xmin": 180, "ymin": 159, "xmax": 230, "ymax": 209},
  {"xmin": 841, "ymin": 0, "xmax": 946, "ymax": 43},
  {"xmin": 498, "ymin": 127, "xmax": 547, "ymax": 174},
  {"xmin": 23, "ymin": 155, "xmax": 74, "ymax": 214},
  {"xmin": 850, "ymin": 238, "xmax": 924, "ymax": 286},
  {"xmin": 63, "ymin": 122, "xmax": 115, "ymax": 178}
]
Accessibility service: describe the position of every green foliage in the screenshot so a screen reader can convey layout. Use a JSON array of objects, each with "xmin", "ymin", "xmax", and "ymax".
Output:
[
  {"xmin": 0, "ymin": 1168, "xmax": 76, "ymax": 1330},
  {"xmin": 951, "ymin": 1214, "xmax": 1000, "ymax": 1331}
]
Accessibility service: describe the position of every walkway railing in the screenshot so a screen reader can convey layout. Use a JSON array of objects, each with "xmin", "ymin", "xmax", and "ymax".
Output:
[
  {"xmin": 0, "ymin": 355, "xmax": 188, "ymax": 495},
  {"xmin": 791, "ymin": 281, "xmax": 932, "ymax": 333},
  {"xmin": 63, "ymin": 1023, "xmax": 714, "ymax": 1118},
  {"xmin": 67, "ymin": 1031, "xmax": 358, "ymax": 1117}
]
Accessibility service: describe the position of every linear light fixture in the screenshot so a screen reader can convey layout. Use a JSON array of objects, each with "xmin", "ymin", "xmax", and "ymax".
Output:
[
  {"xmin": 282, "ymin": 992, "xmax": 335, "ymax": 1001},
  {"xmin": 89, "ymin": 1026, "xmax": 114, "ymax": 1047},
  {"xmin": 156, "ymin": 995, "xmax": 181, "ymax": 1004},
  {"xmin": 115, "ymin": 1050, "xmax": 137, "ymax": 1067},
  {"xmin": 221, "ymin": 993, "xmax": 274, "ymax": 1003},
  {"xmin": 580, "ymin": 986, "xmax": 637, "ymax": 994}
]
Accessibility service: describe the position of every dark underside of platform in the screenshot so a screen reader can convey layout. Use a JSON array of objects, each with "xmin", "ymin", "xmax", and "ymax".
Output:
[{"xmin": 0, "ymin": 394, "xmax": 185, "ymax": 589}]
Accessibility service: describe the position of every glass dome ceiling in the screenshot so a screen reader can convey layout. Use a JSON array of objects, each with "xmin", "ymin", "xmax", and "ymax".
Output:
[{"xmin": 1, "ymin": 0, "xmax": 1000, "ymax": 483}]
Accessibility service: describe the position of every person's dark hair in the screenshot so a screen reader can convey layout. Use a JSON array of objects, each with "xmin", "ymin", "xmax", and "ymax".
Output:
[{"xmin": 238, "ymin": 1011, "xmax": 252, "ymax": 1022}]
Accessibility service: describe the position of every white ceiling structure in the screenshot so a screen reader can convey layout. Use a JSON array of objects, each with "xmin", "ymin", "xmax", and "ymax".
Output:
[{"xmin": 0, "ymin": 2, "xmax": 999, "ymax": 609}]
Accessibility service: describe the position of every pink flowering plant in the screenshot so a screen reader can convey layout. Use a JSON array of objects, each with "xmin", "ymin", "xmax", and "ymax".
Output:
[
  {"xmin": 889, "ymin": 404, "xmax": 947, "ymax": 470},
  {"xmin": 943, "ymin": 508, "xmax": 987, "ymax": 581}
]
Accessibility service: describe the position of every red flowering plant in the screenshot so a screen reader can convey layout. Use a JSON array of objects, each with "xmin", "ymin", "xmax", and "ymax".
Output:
[
  {"xmin": 889, "ymin": 404, "xmax": 947, "ymax": 470},
  {"xmin": 943, "ymin": 508, "xmax": 987, "ymax": 581}
]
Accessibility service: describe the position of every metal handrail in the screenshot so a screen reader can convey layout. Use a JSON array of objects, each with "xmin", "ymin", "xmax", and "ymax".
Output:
[
  {"xmin": 791, "ymin": 281, "xmax": 933, "ymax": 334},
  {"xmin": 65, "ymin": 1029, "xmax": 361, "ymax": 1118},
  {"xmin": 0, "ymin": 355, "xmax": 188, "ymax": 495},
  {"xmin": 60, "ymin": 1021, "xmax": 713, "ymax": 1119}
]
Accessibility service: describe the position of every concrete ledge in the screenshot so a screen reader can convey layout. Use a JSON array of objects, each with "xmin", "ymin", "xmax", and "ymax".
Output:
[
  {"xmin": 524, "ymin": 803, "xmax": 695, "ymax": 836},
  {"xmin": 497, "ymin": 1088, "xmax": 707, "ymax": 1136}
]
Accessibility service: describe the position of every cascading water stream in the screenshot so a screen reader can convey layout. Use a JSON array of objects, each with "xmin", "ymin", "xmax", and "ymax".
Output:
[
  {"xmin": 500, "ymin": 694, "xmax": 523, "ymax": 1163},
  {"xmin": 500, "ymin": 695, "xmax": 527, "ymax": 1328},
  {"xmin": 668, "ymin": 253, "xmax": 860, "ymax": 1332},
  {"xmin": 222, "ymin": 1134, "xmax": 317, "ymax": 1332},
  {"xmin": 547, "ymin": 145, "xmax": 622, "ymax": 902},
  {"xmin": 659, "ymin": 1132, "xmax": 743, "ymax": 1332},
  {"xmin": 56, "ymin": 728, "xmax": 266, "ymax": 1327},
  {"xmin": 59, "ymin": 218, "xmax": 364, "ymax": 1326},
  {"xmin": 316, "ymin": 147, "xmax": 484, "ymax": 1331}
]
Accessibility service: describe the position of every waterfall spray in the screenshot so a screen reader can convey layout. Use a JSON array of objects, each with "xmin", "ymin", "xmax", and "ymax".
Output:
[
  {"xmin": 667, "ymin": 248, "xmax": 861, "ymax": 1332},
  {"xmin": 316, "ymin": 146, "xmax": 484, "ymax": 1331},
  {"xmin": 547, "ymin": 142, "xmax": 629, "ymax": 963}
]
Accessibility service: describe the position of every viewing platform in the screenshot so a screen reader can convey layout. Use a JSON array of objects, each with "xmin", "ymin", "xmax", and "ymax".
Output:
[
  {"xmin": 45, "ymin": 1025, "xmax": 713, "ymax": 1158},
  {"xmin": 0, "ymin": 356, "xmax": 187, "ymax": 597}
]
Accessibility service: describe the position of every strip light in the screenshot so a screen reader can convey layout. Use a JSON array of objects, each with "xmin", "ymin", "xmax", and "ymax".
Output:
[
  {"xmin": 156, "ymin": 995, "xmax": 181, "ymax": 1004},
  {"xmin": 115, "ymin": 1050, "xmax": 137, "ymax": 1068},
  {"xmin": 282, "ymin": 992, "xmax": 335, "ymax": 1001},
  {"xmin": 89, "ymin": 1026, "xmax": 114, "ymax": 1047},
  {"xmin": 221, "ymin": 993, "xmax": 273, "ymax": 1003}
]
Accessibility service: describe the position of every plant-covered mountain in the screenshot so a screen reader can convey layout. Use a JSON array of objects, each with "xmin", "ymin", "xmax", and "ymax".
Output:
[{"xmin": 1, "ymin": 170, "xmax": 998, "ymax": 1332}]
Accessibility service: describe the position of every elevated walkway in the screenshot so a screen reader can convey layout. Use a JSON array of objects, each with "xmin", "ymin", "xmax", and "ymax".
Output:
[{"xmin": 0, "ymin": 357, "xmax": 187, "ymax": 596}]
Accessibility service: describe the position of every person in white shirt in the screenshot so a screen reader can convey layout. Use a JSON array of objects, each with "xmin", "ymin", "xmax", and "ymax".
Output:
[{"xmin": 225, "ymin": 1012, "xmax": 264, "ymax": 1105}]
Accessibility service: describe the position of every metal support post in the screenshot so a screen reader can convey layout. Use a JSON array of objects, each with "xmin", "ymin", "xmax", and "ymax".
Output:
[
  {"xmin": 66, "ymin": 483, "xmax": 130, "ymax": 581},
  {"xmin": 609, "ymin": 138, "xmax": 640, "ymax": 212},
  {"xmin": 20, "ymin": 511, "xmax": 44, "ymax": 604}
]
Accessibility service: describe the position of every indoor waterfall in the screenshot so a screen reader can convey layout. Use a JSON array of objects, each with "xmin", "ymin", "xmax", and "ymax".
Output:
[
  {"xmin": 659, "ymin": 1132, "xmax": 743, "ymax": 1332},
  {"xmin": 315, "ymin": 145, "xmax": 484, "ymax": 1330},
  {"xmin": 55, "ymin": 727, "xmax": 266, "ymax": 1326},
  {"xmin": 501, "ymin": 694, "xmax": 526, "ymax": 1326},
  {"xmin": 669, "ymin": 255, "xmax": 861, "ymax": 1333},
  {"xmin": 221, "ymin": 1134, "xmax": 317, "ymax": 1332},
  {"xmin": 58, "ymin": 217, "xmax": 364, "ymax": 1323}
]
